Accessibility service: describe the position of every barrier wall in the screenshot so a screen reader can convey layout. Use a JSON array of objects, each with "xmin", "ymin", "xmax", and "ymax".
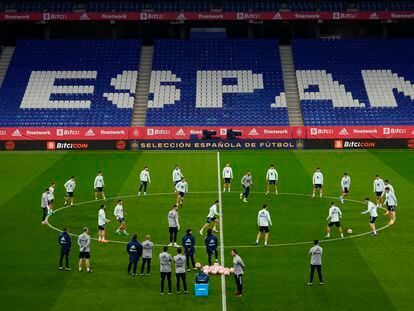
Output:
[{"xmin": 1, "ymin": 126, "xmax": 413, "ymax": 150}]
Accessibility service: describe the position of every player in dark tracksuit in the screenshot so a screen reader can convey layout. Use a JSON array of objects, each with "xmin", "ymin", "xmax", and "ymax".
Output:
[
  {"xmin": 204, "ymin": 228, "xmax": 218, "ymax": 265},
  {"xmin": 182, "ymin": 229, "xmax": 196, "ymax": 271},
  {"xmin": 126, "ymin": 234, "xmax": 143, "ymax": 276},
  {"xmin": 58, "ymin": 227, "xmax": 72, "ymax": 271}
]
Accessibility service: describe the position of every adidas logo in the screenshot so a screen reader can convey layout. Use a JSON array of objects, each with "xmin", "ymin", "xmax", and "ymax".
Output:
[
  {"xmin": 338, "ymin": 128, "xmax": 349, "ymax": 135},
  {"xmin": 177, "ymin": 13, "xmax": 186, "ymax": 20},
  {"xmin": 175, "ymin": 128, "xmax": 186, "ymax": 136},
  {"xmin": 79, "ymin": 13, "xmax": 90, "ymax": 20},
  {"xmin": 272, "ymin": 13, "xmax": 283, "ymax": 20},
  {"xmin": 248, "ymin": 128, "xmax": 259, "ymax": 136},
  {"xmin": 85, "ymin": 129, "xmax": 95, "ymax": 136},
  {"xmin": 368, "ymin": 12, "xmax": 378, "ymax": 19},
  {"xmin": 12, "ymin": 129, "xmax": 22, "ymax": 136}
]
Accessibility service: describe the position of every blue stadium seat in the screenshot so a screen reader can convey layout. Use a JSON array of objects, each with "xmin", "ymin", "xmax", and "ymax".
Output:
[
  {"xmin": 292, "ymin": 38, "xmax": 414, "ymax": 126},
  {"xmin": 0, "ymin": 40, "xmax": 141, "ymax": 127},
  {"xmin": 146, "ymin": 39, "xmax": 289, "ymax": 126}
]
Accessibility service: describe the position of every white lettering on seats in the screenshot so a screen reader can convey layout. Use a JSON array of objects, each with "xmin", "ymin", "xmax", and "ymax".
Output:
[
  {"xmin": 195, "ymin": 70, "xmax": 264, "ymax": 108},
  {"xmin": 296, "ymin": 70, "xmax": 365, "ymax": 108},
  {"xmin": 147, "ymin": 71, "xmax": 181, "ymax": 108},
  {"xmin": 362, "ymin": 69, "xmax": 414, "ymax": 108},
  {"xmin": 20, "ymin": 71, "xmax": 97, "ymax": 109}
]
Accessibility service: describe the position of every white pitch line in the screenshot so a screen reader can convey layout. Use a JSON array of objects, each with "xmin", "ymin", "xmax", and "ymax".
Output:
[
  {"xmin": 46, "ymin": 191, "xmax": 391, "ymax": 249},
  {"xmin": 217, "ymin": 152, "xmax": 227, "ymax": 311}
]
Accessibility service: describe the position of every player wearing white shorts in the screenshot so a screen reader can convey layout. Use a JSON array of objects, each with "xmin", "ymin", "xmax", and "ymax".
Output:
[
  {"xmin": 172, "ymin": 165, "xmax": 184, "ymax": 193},
  {"xmin": 265, "ymin": 165, "xmax": 279, "ymax": 196},
  {"xmin": 361, "ymin": 198, "xmax": 378, "ymax": 236},
  {"xmin": 384, "ymin": 187, "xmax": 398, "ymax": 225},
  {"xmin": 64, "ymin": 176, "xmax": 76, "ymax": 207},
  {"xmin": 325, "ymin": 202, "xmax": 343, "ymax": 238},
  {"xmin": 94, "ymin": 171, "xmax": 106, "ymax": 201},
  {"xmin": 339, "ymin": 173, "xmax": 351, "ymax": 204},
  {"xmin": 114, "ymin": 200, "xmax": 129, "ymax": 236},
  {"xmin": 138, "ymin": 166, "xmax": 151, "ymax": 196},
  {"xmin": 222, "ymin": 163, "xmax": 233, "ymax": 192},
  {"xmin": 175, "ymin": 177, "xmax": 188, "ymax": 207},
  {"xmin": 255, "ymin": 204, "xmax": 272, "ymax": 246},
  {"xmin": 373, "ymin": 175, "xmax": 385, "ymax": 207},
  {"xmin": 312, "ymin": 168, "xmax": 324, "ymax": 198},
  {"xmin": 47, "ymin": 182, "xmax": 56, "ymax": 215},
  {"xmin": 199, "ymin": 200, "xmax": 220, "ymax": 235}
]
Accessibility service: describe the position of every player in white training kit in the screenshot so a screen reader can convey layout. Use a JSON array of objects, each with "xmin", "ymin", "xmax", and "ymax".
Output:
[
  {"xmin": 265, "ymin": 165, "xmax": 279, "ymax": 195},
  {"xmin": 222, "ymin": 163, "xmax": 233, "ymax": 192},
  {"xmin": 64, "ymin": 176, "xmax": 76, "ymax": 206},
  {"xmin": 47, "ymin": 182, "xmax": 56, "ymax": 215},
  {"xmin": 381, "ymin": 179, "xmax": 395, "ymax": 216},
  {"xmin": 312, "ymin": 168, "xmax": 324, "ymax": 198},
  {"xmin": 199, "ymin": 200, "xmax": 220, "ymax": 235},
  {"xmin": 325, "ymin": 202, "xmax": 344, "ymax": 238},
  {"xmin": 172, "ymin": 165, "xmax": 184, "ymax": 193},
  {"xmin": 339, "ymin": 173, "xmax": 351, "ymax": 204},
  {"xmin": 114, "ymin": 199, "xmax": 129, "ymax": 236},
  {"xmin": 94, "ymin": 171, "xmax": 106, "ymax": 201},
  {"xmin": 384, "ymin": 187, "xmax": 398, "ymax": 225},
  {"xmin": 361, "ymin": 198, "xmax": 378, "ymax": 236},
  {"xmin": 373, "ymin": 175, "xmax": 385, "ymax": 207},
  {"xmin": 98, "ymin": 204, "xmax": 110, "ymax": 243},
  {"xmin": 255, "ymin": 204, "xmax": 272, "ymax": 246},
  {"xmin": 168, "ymin": 204, "xmax": 180, "ymax": 247},
  {"xmin": 138, "ymin": 166, "xmax": 151, "ymax": 196},
  {"xmin": 175, "ymin": 177, "xmax": 188, "ymax": 207}
]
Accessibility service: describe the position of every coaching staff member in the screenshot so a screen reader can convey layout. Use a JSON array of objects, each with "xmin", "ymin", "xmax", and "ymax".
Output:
[
  {"xmin": 127, "ymin": 234, "xmax": 143, "ymax": 276},
  {"xmin": 58, "ymin": 227, "xmax": 72, "ymax": 271}
]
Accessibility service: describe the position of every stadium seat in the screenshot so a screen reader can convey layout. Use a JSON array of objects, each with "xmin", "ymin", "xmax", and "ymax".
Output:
[
  {"xmin": 145, "ymin": 39, "xmax": 289, "ymax": 126},
  {"xmin": 0, "ymin": 40, "xmax": 140, "ymax": 126},
  {"xmin": 292, "ymin": 39, "xmax": 414, "ymax": 125}
]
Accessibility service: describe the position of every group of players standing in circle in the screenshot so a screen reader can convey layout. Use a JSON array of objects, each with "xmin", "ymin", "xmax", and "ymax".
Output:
[{"xmin": 46, "ymin": 162, "xmax": 397, "ymax": 297}]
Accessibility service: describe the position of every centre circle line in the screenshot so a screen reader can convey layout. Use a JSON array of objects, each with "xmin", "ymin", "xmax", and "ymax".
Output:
[{"xmin": 46, "ymin": 191, "xmax": 391, "ymax": 248}]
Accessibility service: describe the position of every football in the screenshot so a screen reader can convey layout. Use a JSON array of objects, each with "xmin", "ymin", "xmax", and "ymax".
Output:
[{"xmin": 347, "ymin": 228, "xmax": 353, "ymax": 234}]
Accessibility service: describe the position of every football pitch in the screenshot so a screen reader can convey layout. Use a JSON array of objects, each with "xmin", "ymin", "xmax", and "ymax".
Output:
[{"xmin": 1, "ymin": 150, "xmax": 414, "ymax": 311}]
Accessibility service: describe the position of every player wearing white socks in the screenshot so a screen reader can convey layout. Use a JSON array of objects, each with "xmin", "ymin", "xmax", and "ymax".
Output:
[
  {"xmin": 94, "ymin": 171, "xmax": 106, "ymax": 201},
  {"xmin": 339, "ymin": 173, "xmax": 351, "ymax": 204},
  {"xmin": 114, "ymin": 200, "xmax": 129, "ymax": 236},
  {"xmin": 98, "ymin": 204, "xmax": 111, "ymax": 243},
  {"xmin": 138, "ymin": 166, "xmax": 151, "ymax": 196},
  {"xmin": 255, "ymin": 204, "xmax": 272, "ymax": 246},
  {"xmin": 175, "ymin": 177, "xmax": 188, "ymax": 207},
  {"xmin": 361, "ymin": 198, "xmax": 378, "ymax": 236},
  {"xmin": 222, "ymin": 163, "xmax": 233, "ymax": 192},
  {"xmin": 199, "ymin": 200, "xmax": 221, "ymax": 235},
  {"xmin": 384, "ymin": 187, "xmax": 398, "ymax": 225},
  {"xmin": 265, "ymin": 165, "xmax": 279, "ymax": 195},
  {"xmin": 381, "ymin": 179, "xmax": 395, "ymax": 216},
  {"xmin": 172, "ymin": 165, "xmax": 184, "ymax": 193},
  {"xmin": 325, "ymin": 202, "xmax": 344, "ymax": 238},
  {"xmin": 373, "ymin": 175, "xmax": 385, "ymax": 207},
  {"xmin": 64, "ymin": 176, "xmax": 76, "ymax": 207},
  {"xmin": 47, "ymin": 182, "xmax": 56, "ymax": 215},
  {"xmin": 312, "ymin": 168, "xmax": 324, "ymax": 198}
]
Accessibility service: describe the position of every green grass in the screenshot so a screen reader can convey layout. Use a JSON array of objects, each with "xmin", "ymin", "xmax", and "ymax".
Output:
[{"xmin": 1, "ymin": 150, "xmax": 414, "ymax": 311}]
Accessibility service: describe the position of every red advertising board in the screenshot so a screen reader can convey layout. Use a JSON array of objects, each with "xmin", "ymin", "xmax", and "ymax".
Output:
[
  {"xmin": 0, "ymin": 126, "xmax": 413, "ymax": 141},
  {"xmin": 129, "ymin": 126, "xmax": 294, "ymax": 140},
  {"xmin": 0, "ymin": 127, "xmax": 129, "ymax": 140},
  {"xmin": 306, "ymin": 126, "xmax": 414, "ymax": 139},
  {"xmin": 2, "ymin": 11, "xmax": 414, "ymax": 21}
]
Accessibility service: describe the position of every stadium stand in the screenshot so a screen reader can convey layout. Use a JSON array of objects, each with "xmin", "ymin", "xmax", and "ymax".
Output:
[
  {"xmin": 0, "ymin": 40, "xmax": 140, "ymax": 126},
  {"xmin": 292, "ymin": 39, "xmax": 414, "ymax": 126},
  {"xmin": 145, "ymin": 39, "xmax": 289, "ymax": 126}
]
